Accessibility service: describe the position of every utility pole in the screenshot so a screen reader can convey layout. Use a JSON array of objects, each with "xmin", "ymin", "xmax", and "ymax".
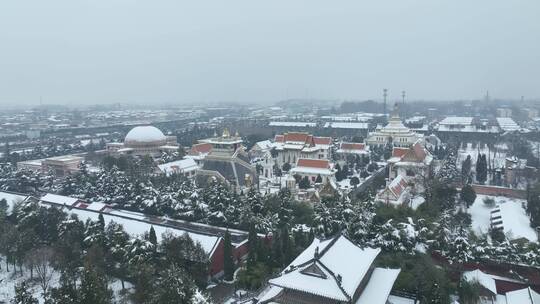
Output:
[{"xmin": 383, "ymin": 89, "xmax": 388, "ymax": 116}]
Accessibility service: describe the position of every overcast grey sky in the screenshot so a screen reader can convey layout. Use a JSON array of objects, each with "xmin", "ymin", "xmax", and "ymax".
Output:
[{"xmin": 0, "ymin": 0, "xmax": 539, "ymax": 106}]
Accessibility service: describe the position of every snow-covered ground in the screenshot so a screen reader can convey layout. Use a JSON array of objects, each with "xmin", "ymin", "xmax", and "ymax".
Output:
[
  {"xmin": 457, "ymin": 143, "xmax": 508, "ymax": 170},
  {"xmin": 0, "ymin": 256, "xmax": 133, "ymax": 303},
  {"xmin": 468, "ymin": 195, "xmax": 537, "ymax": 242}
]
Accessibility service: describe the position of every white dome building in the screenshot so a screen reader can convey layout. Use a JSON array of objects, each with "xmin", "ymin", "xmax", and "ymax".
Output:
[
  {"xmin": 125, "ymin": 126, "xmax": 167, "ymax": 147},
  {"xmin": 106, "ymin": 125, "xmax": 179, "ymax": 157}
]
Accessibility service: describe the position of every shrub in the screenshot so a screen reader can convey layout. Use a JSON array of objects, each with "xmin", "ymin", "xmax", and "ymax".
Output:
[{"xmin": 483, "ymin": 198, "xmax": 496, "ymax": 207}]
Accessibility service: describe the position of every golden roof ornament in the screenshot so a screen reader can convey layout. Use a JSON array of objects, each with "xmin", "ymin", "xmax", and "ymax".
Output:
[{"xmin": 222, "ymin": 128, "xmax": 230, "ymax": 138}]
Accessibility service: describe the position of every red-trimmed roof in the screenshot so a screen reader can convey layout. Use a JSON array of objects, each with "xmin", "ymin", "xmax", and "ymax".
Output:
[
  {"xmin": 274, "ymin": 135, "xmax": 285, "ymax": 142},
  {"xmin": 313, "ymin": 137, "xmax": 332, "ymax": 145},
  {"xmin": 392, "ymin": 147, "xmax": 409, "ymax": 158},
  {"xmin": 189, "ymin": 143, "xmax": 212, "ymax": 155},
  {"xmin": 296, "ymin": 158, "xmax": 330, "ymax": 169},
  {"xmin": 340, "ymin": 142, "xmax": 365, "ymax": 150},
  {"xmin": 284, "ymin": 132, "xmax": 311, "ymax": 143},
  {"xmin": 401, "ymin": 142, "xmax": 428, "ymax": 162}
]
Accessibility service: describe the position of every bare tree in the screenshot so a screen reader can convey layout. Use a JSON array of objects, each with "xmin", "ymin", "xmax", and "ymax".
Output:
[{"xmin": 28, "ymin": 247, "xmax": 57, "ymax": 295}]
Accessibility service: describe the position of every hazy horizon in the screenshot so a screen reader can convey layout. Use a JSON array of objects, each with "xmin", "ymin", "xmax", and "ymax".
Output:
[{"xmin": 1, "ymin": 0, "xmax": 539, "ymax": 106}]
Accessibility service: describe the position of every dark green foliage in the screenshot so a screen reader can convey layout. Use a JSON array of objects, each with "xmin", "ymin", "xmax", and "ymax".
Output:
[
  {"xmin": 460, "ymin": 185, "xmax": 476, "ymax": 208},
  {"xmin": 237, "ymin": 262, "xmax": 271, "ymax": 290},
  {"xmin": 299, "ymin": 176, "xmax": 310, "ymax": 189},
  {"xmin": 350, "ymin": 176, "xmax": 360, "ymax": 188},
  {"xmin": 223, "ymin": 230, "xmax": 234, "ymax": 281},
  {"xmin": 149, "ymin": 266, "xmax": 195, "ymax": 304},
  {"xmin": 458, "ymin": 280, "xmax": 481, "ymax": 304},
  {"xmin": 148, "ymin": 226, "xmax": 157, "ymax": 247},
  {"xmin": 160, "ymin": 232, "xmax": 209, "ymax": 287},
  {"xmin": 49, "ymin": 273, "xmax": 79, "ymax": 304},
  {"xmin": 461, "ymin": 155, "xmax": 472, "ymax": 183},
  {"xmin": 12, "ymin": 281, "xmax": 38, "ymax": 304},
  {"xmin": 475, "ymin": 154, "xmax": 488, "ymax": 184},
  {"xmin": 527, "ymin": 183, "xmax": 540, "ymax": 228},
  {"xmin": 377, "ymin": 253, "xmax": 451, "ymax": 304},
  {"xmin": 79, "ymin": 264, "xmax": 113, "ymax": 304},
  {"xmin": 315, "ymin": 174, "xmax": 322, "ymax": 183},
  {"xmin": 282, "ymin": 162, "xmax": 291, "ymax": 172}
]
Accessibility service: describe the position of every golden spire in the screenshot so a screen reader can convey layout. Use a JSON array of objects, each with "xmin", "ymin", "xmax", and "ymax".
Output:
[{"xmin": 222, "ymin": 128, "xmax": 230, "ymax": 138}]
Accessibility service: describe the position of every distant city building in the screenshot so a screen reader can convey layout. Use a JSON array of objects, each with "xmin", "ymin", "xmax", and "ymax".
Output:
[
  {"xmin": 18, "ymin": 154, "xmax": 85, "ymax": 177},
  {"xmin": 496, "ymin": 107, "xmax": 513, "ymax": 118},
  {"xmin": 367, "ymin": 104, "xmax": 422, "ymax": 148},
  {"xmin": 106, "ymin": 125, "xmax": 179, "ymax": 157}
]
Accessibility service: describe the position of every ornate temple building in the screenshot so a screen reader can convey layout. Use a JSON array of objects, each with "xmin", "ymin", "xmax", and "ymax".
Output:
[
  {"xmin": 193, "ymin": 129, "xmax": 257, "ymax": 190},
  {"xmin": 257, "ymin": 234, "xmax": 407, "ymax": 304},
  {"xmin": 366, "ymin": 104, "xmax": 422, "ymax": 148},
  {"xmin": 273, "ymin": 132, "xmax": 332, "ymax": 168}
]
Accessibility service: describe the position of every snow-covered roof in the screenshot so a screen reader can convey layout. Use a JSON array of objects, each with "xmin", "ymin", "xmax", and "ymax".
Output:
[
  {"xmin": 463, "ymin": 269, "xmax": 498, "ymax": 294},
  {"xmin": 252, "ymin": 140, "xmax": 273, "ymax": 151},
  {"xmin": 41, "ymin": 193, "xmax": 80, "ymax": 206},
  {"xmin": 268, "ymin": 235, "xmax": 382, "ymax": 302},
  {"xmin": 497, "ymin": 117, "xmax": 520, "ymax": 132},
  {"xmin": 124, "ymin": 126, "xmax": 166, "ymax": 143},
  {"xmin": 39, "ymin": 193, "xmax": 222, "ymax": 255},
  {"xmin": 158, "ymin": 158, "xmax": 199, "ymax": 176},
  {"xmin": 354, "ymin": 268, "xmax": 401, "ymax": 304},
  {"xmin": 505, "ymin": 287, "xmax": 540, "ymax": 304},
  {"xmin": 0, "ymin": 191, "xmax": 30, "ymax": 214},
  {"xmin": 439, "ymin": 116, "xmax": 473, "ymax": 125},
  {"xmin": 324, "ymin": 122, "xmax": 369, "ymax": 129},
  {"xmin": 269, "ymin": 121, "xmax": 316, "ymax": 127}
]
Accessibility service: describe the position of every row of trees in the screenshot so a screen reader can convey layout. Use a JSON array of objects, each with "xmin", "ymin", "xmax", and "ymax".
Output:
[{"xmin": 0, "ymin": 200, "xmax": 212, "ymax": 303}]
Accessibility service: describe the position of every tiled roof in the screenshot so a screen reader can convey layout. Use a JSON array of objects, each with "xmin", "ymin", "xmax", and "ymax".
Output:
[
  {"xmin": 296, "ymin": 158, "xmax": 330, "ymax": 169},
  {"xmin": 189, "ymin": 143, "xmax": 212, "ymax": 155},
  {"xmin": 340, "ymin": 142, "xmax": 365, "ymax": 150},
  {"xmin": 313, "ymin": 137, "xmax": 332, "ymax": 145},
  {"xmin": 274, "ymin": 135, "xmax": 285, "ymax": 142},
  {"xmin": 392, "ymin": 147, "xmax": 409, "ymax": 158}
]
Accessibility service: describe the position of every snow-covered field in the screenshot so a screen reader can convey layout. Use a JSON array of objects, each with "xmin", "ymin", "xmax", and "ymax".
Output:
[
  {"xmin": 0, "ymin": 255, "xmax": 133, "ymax": 303},
  {"xmin": 468, "ymin": 195, "xmax": 537, "ymax": 242}
]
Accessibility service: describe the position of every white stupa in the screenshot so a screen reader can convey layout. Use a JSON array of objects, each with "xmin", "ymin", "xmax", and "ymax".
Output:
[{"xmin": 366, "ymin": 103, "xmax": 423, "ymax": 147}]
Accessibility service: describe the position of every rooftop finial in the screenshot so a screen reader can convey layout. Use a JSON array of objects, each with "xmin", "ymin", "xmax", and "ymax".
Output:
[
  {"xmin": 314, "ymin": 246, "xmax": 320, "ymax": 259},
  {"xmin": 222, "ymin": 128, "xmax": 230, "ymax": 138}
]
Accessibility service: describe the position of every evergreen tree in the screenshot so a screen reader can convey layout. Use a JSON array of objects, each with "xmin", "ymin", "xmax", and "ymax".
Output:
[
  {"xmin": 150, "ymin": 266, "xmax": 195, "ymax": 304},
  {"xmin": 350, "ymin": 176, "xmax": 360, "ymax": 188},
  {"xmin": 460, "ymin": 184, "xmax": 477, "ymax": 208},
  {"xmin": 49, "ymin": 273, "xmax": 79, "ymax": 304},
  {"xmin": 98, "ymin": 213, "xmax": 105, "ymax": 231},
  {"xmin": 315, "ymin": 174, "xmax": 323, "ymax": 183},
  {"xmin": 223, "ymin": 230, "xmax": 234, "ymax": 281},
  {"xmin": 299, "ymin": 176, "xmax": 310, "ymax": 189},
  {"xmin": 461, "ymin": 155, "xmax": 472, "ymax": 183},
  {"xmin": 476, "ymin": 154, "xmax": 488, "ymax": 184},
  {"xmin": 79, "ymin": 264, "xmax": 113, "ymax": 304},
  {"xmin": 148, "ymin": 226, "xmax": 157, "ymax": 247},
  {"xmin": 12, "ymin": 282, "xmax": 38, "ymax": 304},
  {"xmin": 247, "ymin": 224, "xmax": 258, "ymax": 267}
]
